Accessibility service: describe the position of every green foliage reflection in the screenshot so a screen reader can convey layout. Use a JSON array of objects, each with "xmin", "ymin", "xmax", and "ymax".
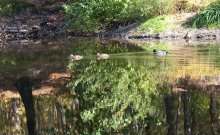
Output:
[{"xmin": 68, "ymin": 58, "xmax": 168, "ymax": 134}]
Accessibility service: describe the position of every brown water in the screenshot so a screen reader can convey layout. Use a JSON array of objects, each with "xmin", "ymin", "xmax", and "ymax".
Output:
[{"xmin": 0, "ymin": 38, "xmax": 220, "ymax": 135}]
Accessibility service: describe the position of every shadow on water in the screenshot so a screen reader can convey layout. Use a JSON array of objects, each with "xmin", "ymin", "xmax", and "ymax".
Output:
[{"xmin": 14, "ymin": 76, "xmax": 36, "ymax": 135}]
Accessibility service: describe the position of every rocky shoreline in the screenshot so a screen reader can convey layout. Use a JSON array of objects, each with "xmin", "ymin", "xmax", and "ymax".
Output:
[
  {"xmin": 1, "ymin": 13, "xmax": 220, "ymax": 44},
  {"xmin": 98, "ymin": 22, "xmax": 220, "ymax": 42},
  {"xmin": 0, "ymin": 12, "xmax": 91, "ymax": 45},
  {"xmin": 128, "ymin": 28, "xmax": 220, "ymax": 41}
]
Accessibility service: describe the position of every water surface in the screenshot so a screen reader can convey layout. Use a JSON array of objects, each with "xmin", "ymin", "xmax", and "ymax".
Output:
[{"xmin": 1, "ymin": 38, "xmax": 220, "ymax": 135}]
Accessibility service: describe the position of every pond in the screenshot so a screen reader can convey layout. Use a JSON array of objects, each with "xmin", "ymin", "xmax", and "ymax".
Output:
[{"xmin": 0, "ymin": 38, "xmax": 220, "ymax": 135}]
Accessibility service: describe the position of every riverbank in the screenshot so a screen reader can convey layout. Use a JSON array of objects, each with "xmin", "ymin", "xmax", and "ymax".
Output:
[
  {"xmin": 1, "ymin": 11, "xmax": 220, "ymax": 44},
  {"xmin": 100, "ymin": 13, "xmax": 220, "ymax": 42},
  {"xmin": 0, "ymin": 12, "xmax": 88, "ymax": 43},
  {"xmin": 0, "ymin": 1, "xmax": 92, "ymax": 44}
]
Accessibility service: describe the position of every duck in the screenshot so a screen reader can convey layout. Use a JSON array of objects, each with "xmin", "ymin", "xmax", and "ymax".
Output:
[
  {"xmin": 183, "ymin": 31, "xmax": 191, "ymax": 42},
  {"xmin": 96, "ymin": 53, "xmax": 109, "ymax": 60},
  {"xmin": 69, "ymin": 54, "xmax": 83, "ymax": 61},
  {"xmin": 153, "ymin": 49, "xmax": 168, "ymax": 56}
]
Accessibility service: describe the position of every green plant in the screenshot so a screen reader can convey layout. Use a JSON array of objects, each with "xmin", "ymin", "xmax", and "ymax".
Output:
[
  {"xmin": 186, "ymin": 0, "xmax": 220, "ymax": 28},
  {"xmin": 0, "ymin": 0, "xmax": 34, "ymax": 15},
  {"xmin": 64, "ymin": 0, "xmax": 173, "ymax": 32}
]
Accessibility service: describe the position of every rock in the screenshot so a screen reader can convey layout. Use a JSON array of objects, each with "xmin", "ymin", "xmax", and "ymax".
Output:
[
  {"xmin": 6, "ymin": 29, "xmax": 19, "ymax": 34},
  {"xmin": 190, "ymin": 29, "xmax": 216, "ymax": 40},
  {"xmin": 9, "ymin": 19, "xmax": 17, "ymax": 24},
  {"xmin": 216, "ymin": 29, "xmax": 220, "ymax": 41},
  {"xmin": 40, "ymin": 21, "xmax": 49, "ymax": 27},
  {"xmin": 19, "ymin": 29, "xmax": 29, "ymax": 34},
  {"xmin": 32, "ymin": 26, "xmax": 40, "ymax": 30},
  {"xmin": 18, "ymin": 19, "xmax": 27, "ymax": 24},
  {"xmin": 47, "ymin": 25, "xmax": 57, "ymax": 31},
  {"xmin": 127, "ymin": 28, "xmax": 219, "ymax": 41},
  {"xmin": 6, "ymin": 28, "xmax": 29, "ymax": 34}
]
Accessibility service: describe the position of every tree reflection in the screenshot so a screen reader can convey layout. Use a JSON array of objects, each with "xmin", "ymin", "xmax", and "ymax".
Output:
[
  {"xmin": 68, "ymin": 58, "xmax": 169, "ymax": 134},
  {"xmin": 2, "ymin": 42, "xmax": 220, "ymax": 134},
  {"xmin": 165, "ymin": 93, "xmax": 179, "ymax": 135},
  {"xmin": 182, "ymin": 91, "xmax": 192, "ymax": 135},
  {"xmin": 0, "ymin": 76, "xmax": 220, "ymax": 134},
  {"xmin": 15, "ymin": 76, "xmax": 36, "ymax": 135},
  {"xmin": 209, "ymin": 93, "xmax": 219, "ymax": 135}
]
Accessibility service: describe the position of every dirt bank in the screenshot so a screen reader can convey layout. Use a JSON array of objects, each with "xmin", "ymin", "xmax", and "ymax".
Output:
[
  {"xmin": 0, "ymin": 1, "xmax": 90, "ymax": 44},
  {"xmin": 99, "ymin": 13, "xmax": 220, "ymax": 43},
  {"xmin": 1, "ymin": 11, "xmax": 220, "ymax": 43}
]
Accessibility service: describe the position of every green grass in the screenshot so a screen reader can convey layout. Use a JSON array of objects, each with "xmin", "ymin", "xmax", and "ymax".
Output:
[
  {"xmin": 138, "ymin": 16, "xmax": 170, "ymax": 33},
  {"xmin": 186, "ymin": 1, "xmax": 220, "ymax": 28},
  {"xmin": 207, "ymin": 23, "xmax": 220, "ymax": 29}
]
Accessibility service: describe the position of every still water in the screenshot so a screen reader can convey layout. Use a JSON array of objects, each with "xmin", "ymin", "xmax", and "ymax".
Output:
[{"xmin": 0, "ymin": 38, "xmax": 220, "ymax": 135}]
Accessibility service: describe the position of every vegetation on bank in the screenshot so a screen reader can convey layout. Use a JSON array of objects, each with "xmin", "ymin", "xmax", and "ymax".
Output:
[
  {"xmin": 138, "ymin": 16, "xmax": 171, "ymax": 33},
  {"xmin": 0, "ymin": 0, "xmax": 32, "ymax": 15},
  {"xmin": 1, "ymin": 0, "xmax": 220, "ymax": 32},
  {"xmin": 63, "ymin": 0, "xmax": 216, "ymax": 32},
  {"xmin": 187, "ymin": 0, "xmax": 220, "ymax": 28},
  {"xmin": 0, "ymin": 0, "xmax": 63, "ymax": 15}
]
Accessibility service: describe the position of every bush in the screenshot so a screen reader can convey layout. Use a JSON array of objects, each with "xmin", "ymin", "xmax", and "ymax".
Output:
[
  {"xmin": 0, "ymin": 0, "xmax": 34, "ymax": 16},
  {"xmin": 64, "ymin": 0, "xmax": 172, "ymax": 32},
  {"xmin": 186, "ymin": 0, "xmax": 220, "ymax": 28},
  {"xmin": 171, "ymin": 0, "xmax": 216, "ymax": 13},
  {"xmin": 65, "ymin": 0, "xmax": 215, "ymax": 32}
]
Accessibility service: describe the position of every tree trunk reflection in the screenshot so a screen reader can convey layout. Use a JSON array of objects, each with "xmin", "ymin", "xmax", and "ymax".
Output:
[
  {"xmin": 182, "ymin": 91, "xmax": 192, "ymax": 135},
  {"xmin": 209, "ymin": 93, "xmax": 219, "ymax": 135},
  {"xmin": 165, "ymin": 93, "xmax": 178, "ymax": 135},
  {"xmin": 15, "ymin": 76, "xmax": 36, "ymax": 135}
]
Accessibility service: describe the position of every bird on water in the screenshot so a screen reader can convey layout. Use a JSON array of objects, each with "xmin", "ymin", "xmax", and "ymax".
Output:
[
  {"xmin": 69, "ymin": 54, "xmax": 83, "ymax": 61},
  {"xmin": 153, "ymin": 49, "xmax": 168, "ymax": 56},
  {"xmin": 96, "ymin": 53, "xmax": 109, "ymax": 60}
]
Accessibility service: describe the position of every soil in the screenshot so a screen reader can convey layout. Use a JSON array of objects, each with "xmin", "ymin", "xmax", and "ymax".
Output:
[{"xmin": 0, "ymin": 1, "xmax": 90, "ymax": 44}]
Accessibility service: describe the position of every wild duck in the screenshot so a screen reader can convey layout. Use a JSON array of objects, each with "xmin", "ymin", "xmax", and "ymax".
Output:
[
  {"xmin": 153, "ymin": 49, "xmax": 168, "ymax": 56},
  {"xmin": 184, "ymin": 31, "xmax": 191, "ymax": 41},
  {"xmin": 69, "ymin": 54, "xmax": 83, "ymax": 61},
  {"xmin": 97, "ymin": 53, "xmax": 109, "ymax": 60}
]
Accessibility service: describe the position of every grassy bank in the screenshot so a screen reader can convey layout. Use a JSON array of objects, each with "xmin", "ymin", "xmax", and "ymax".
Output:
[
  {"xmin": 136, "ymin": 13, "xmax": 197, "ymax": 33},
  {"xmin": 63, "ymin": 0, "xmax": 217, "ymax": 33},
  {"xmin": 1, "ymin": 0, "xmax": 220, "ymax": 34},
  {"xmin": 186, "ymin": 0, "xmax": 220, "ymax": 29}
]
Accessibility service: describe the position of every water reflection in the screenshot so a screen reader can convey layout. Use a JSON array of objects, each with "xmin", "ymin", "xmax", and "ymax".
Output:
[
  {"xmin": 15, "ymin": 76, "xmax": 36, "ymax": 135},
  {"xmin": 1, "ymin": 39, "xmax": 220, "ymax": 134}
]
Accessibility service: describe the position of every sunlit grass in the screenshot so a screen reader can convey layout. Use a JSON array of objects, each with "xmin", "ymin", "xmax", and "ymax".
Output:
[
  {"xmin": 186, "ymin": 0, "xmax": 220, "ymax": 28},
  {"xmin": 137, "ymin": 14, "xmax": 188, "ymax": 33},
  {"xmin": 138, "ymin": 16, "xmax": 170, "ymax": 33}
]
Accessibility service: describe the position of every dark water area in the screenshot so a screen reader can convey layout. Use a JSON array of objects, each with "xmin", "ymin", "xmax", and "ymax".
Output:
[{"xmin": 1, "ymin": 38, "xmax": 220, "ymax": 134}]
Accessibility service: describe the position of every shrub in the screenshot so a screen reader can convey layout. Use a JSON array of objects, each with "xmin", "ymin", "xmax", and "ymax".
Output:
[
  {"xmin": 64, "ymin": 0, "xmax": 172, "ymax": 32},
  {"xmin": 186, "ymin": 0, "xmax": 220, "ymax": 28},
  {"xmin": 171, "ymin": 0, "xmax": 215, "ymax": 13},
  {"xmin": 0, "ymin": 0, "xmax": 35, "ymax": 16}
]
